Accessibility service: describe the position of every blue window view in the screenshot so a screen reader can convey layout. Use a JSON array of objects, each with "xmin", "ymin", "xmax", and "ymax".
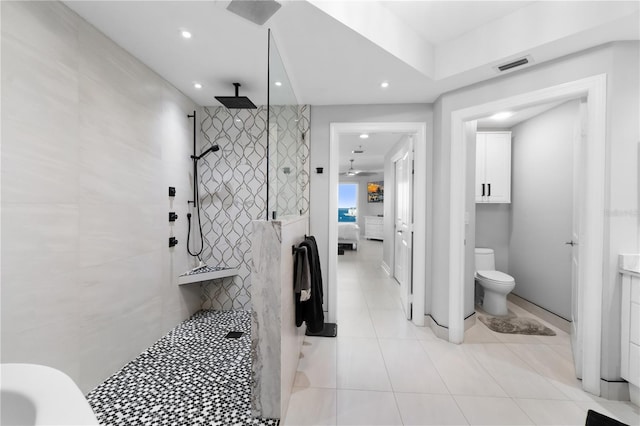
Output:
[{"xmin": 338, "ymin": 183, "xmax": 357, "ymax": 222}]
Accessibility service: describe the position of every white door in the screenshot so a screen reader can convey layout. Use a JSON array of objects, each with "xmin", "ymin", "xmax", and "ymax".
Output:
[
  {"xmin": 570, "ymin": 100, "xmax": 588, "ymax": 379},
  {"xmin": 394, "ymin": 140, "xmax": 413, "ymax": 319}
]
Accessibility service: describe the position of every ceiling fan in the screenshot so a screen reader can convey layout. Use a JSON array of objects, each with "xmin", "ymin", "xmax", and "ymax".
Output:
[{"xmin": 340, "ymin": 159, "xmax": 379, "ymax": 177}]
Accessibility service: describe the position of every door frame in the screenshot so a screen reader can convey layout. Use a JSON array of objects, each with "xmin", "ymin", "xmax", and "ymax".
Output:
[
  {"xmin": 329, "ymin": 122, "xmax": 427, "ymax": 326},
  {"xmin": 448, "ymin": 74, "xmax": 606, "ymax": 396}
]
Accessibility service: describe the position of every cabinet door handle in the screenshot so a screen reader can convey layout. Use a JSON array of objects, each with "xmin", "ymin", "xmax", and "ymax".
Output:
[
  {"xmin": 482, "ymin": 184, "xmax": 485, "ymax": 197},
  {"xmin": 488, "ymin": 183, "xmax": 491, "ymax": 197}
]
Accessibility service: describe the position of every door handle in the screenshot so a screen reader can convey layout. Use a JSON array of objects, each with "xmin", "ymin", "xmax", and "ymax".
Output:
[
  {"xmin": 565, "ymin": 240, "xmax": 577, "ymax": 246},
  {"xmin": 481, "ymin": 184, "xmax": 485, "ymax": 197}
]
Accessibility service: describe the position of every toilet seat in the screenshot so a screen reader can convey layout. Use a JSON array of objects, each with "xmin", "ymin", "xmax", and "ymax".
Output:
[{"xmin": 476, "ymin": 270, "xmax": 515, "ymax": 285}]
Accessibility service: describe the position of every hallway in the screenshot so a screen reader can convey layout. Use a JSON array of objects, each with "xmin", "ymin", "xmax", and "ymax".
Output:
[{"xmin": 284, "ymin": 240, "xmax": 639, "ymax": 425}]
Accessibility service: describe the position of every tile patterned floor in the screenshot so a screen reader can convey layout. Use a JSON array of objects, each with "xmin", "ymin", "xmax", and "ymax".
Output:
[
  {"xmin": 284, "ymin": 239, "xmax": 640, "ymax": 426},
  {"xmin": 86, "ymin": 310, "xmax": 279, "ymax": 426}
]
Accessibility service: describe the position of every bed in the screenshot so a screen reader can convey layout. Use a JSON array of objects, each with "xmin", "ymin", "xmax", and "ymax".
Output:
[{"xmin": 338, "ymin": 223, "xmax": 360, "ymax": 250}]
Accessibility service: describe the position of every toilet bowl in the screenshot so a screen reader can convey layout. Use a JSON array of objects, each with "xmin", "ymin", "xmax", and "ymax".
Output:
[{"xmin": 475, "ymin": 248, "xmax": 515, "ymax": 316}]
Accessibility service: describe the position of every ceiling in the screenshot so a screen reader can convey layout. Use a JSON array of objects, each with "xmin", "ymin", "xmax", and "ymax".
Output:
[
  {"xmin": 379, "ymin": 1, "xmax": 535, "ymax": 44},
  {"xmin": 339, "ymin": 133, "xmax": 406, "ymax": 173},
  {"xmin": 339, "ymin": 99, "xmax": 571, "ymax": 172},
  {"xmin": 64, "ymin": 1, "xmax": 639, "ymax": 107},
  {"xmin": 476, "ymin": 100, "xmax": 567, "ymax": 130}
]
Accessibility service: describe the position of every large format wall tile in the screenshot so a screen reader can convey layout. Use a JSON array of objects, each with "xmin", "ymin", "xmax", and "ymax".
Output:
[
  {"xmin": 1, "ymin": 11, "xmax": 79, "ymax": 204},
  {"xmin": 78, "ymin": 203, "xmax": 163, "ymax": 268},
  {"xmin": 1, "ymin": 1, "xmax": 79, "ymax": 63},
  {"xmin": 1, "ymin": 1, "xmax": 200, "ymax": 393},
  {"xmin": 1, "ymin": 204, "xmax": 81, "ymax": 378},
  {"xmin": 79, "ymin": 253, "xmax": 164, "ymax": 391}
]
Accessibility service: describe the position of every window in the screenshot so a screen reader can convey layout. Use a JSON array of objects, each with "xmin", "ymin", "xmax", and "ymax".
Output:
[{"xmin": 338, "ymin": 183, "xmax": 357, "ymax": 222}]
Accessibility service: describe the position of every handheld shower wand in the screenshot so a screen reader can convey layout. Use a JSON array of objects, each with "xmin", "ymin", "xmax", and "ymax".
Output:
[{"xmin": 186, "ymin": 111, "xmax": 220, "ymax": 261}]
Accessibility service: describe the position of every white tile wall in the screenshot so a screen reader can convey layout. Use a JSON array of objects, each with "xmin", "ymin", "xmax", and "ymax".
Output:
[{"xmin": 1, "ymin": 1, "xmax": 201, "ymax": 393}]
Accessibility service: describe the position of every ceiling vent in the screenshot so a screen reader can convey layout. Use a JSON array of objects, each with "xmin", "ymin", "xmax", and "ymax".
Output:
[{"xmin": 494, "ymin": 55, "xmax": 533, "ymax": 73}]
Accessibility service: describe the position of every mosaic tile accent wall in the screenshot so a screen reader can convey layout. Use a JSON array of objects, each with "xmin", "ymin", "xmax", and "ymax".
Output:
[{"xmin": 199, "ymin": 106, "xmax": 310, "ymax": 310}]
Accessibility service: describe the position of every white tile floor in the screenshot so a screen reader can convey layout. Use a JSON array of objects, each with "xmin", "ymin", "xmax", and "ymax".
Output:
[{"xmin": 283, "ymin": 240, "xmax": 640, "ymax": 426}]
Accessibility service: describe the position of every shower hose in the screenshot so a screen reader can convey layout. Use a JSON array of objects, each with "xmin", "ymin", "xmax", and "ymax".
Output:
[{"xmin": 186, "ymin": 178, "xmax": 204, "ymax": 260}]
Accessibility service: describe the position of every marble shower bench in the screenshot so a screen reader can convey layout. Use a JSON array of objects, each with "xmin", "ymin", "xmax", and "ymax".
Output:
[
  {"xmin": 250, "ymin": 215, "xmax": 308, "ymax": 420},
  {"xmin": 177, "ymin": 265, "xmax": 238, "ymax": 285}
]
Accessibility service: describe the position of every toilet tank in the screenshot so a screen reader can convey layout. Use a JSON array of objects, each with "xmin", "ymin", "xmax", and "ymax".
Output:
[{"xmin": 475, "ymin": 248, "xmax": 495, "ymax": 271}]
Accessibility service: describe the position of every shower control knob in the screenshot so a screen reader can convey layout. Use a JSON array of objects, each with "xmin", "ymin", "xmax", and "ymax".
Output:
[
  {"xmin": 169, "ymin": 237, "xmax": 178, "ymax": 248},
  {"xmin": 169, "ymin": 212, "xmax": 178, "ymax": 222}
]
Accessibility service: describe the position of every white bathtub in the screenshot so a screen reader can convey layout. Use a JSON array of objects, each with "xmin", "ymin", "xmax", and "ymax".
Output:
[{"xmin": 1, "ymin": 363, "xmax": 99, "ymax": 426}]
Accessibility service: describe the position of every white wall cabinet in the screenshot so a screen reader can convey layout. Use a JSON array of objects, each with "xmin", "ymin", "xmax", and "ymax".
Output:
[
  {"xmin": 365, "ymin": 216, "xmax": 384, "ymax": 240},
  {"xmin": 476, "ymin": 131, "xmax": 511, "ymax": 203}
]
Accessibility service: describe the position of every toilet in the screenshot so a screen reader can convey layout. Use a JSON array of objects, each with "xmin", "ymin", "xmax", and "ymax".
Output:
[{"xmin": 475, "ymin": 248, "xmax": 515, "ymax": 316}]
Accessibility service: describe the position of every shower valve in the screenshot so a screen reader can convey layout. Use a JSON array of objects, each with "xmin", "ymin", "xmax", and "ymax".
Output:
[
  {"xmin": 169, "ymin": 212, "xmax": 178, "ymax": 222},
  {"xmin": 169, "ymin": 237, "xmax": 178, "ymax": 248}
]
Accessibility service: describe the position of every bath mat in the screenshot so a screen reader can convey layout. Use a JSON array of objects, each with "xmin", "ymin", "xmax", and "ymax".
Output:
[
  {"xmin": 479, "ymin": 315, "xmax": 556, "ymax": 336},
  {"xmin": 305, "ymin": 322, "xmax": 337, "ymax": 337}
]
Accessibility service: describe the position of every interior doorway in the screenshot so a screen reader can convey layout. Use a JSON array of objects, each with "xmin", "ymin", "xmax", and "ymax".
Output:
[
  {"xmin": 448, "ymin": 74, "xmax": 607, "ymax": 396},
  {"xmin": 328, "ymin": 122, "xmax": 428, "ymax": 326},
  {"xmin": 471, "ymin": 98, "xmax": 585, "ymax": 373}
]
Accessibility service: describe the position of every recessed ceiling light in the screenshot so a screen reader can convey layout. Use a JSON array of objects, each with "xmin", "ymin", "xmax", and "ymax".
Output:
[
  {"xmin": 490, "ymin": 111, "xmax": 514, "ymax": 120},
  {"xmin": 274, "ymin": 81, "xmax": 282, "ymax": 87},
  {"xmin": 359, "ymin": 133, "xmax": 369, "ymax": 139},
  {"xmin": 193, "ymin": 82, "xmax": 202, "ymax": 89},
  {"xmin": 380, "ymin": 81, "xmax": 389, "ymax": 88},
  {"xmin": 181, "ymin": 30, "xmax": 192, "ymax": 39}
]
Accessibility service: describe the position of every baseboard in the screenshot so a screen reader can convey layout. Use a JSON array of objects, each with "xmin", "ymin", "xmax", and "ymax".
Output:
[
  {"xmin": 427, "ymin": 315, "xmax": 449, "ymax": 340},
  {"xmin": 381, "ymin": 261, "xmax": 391, "ymax": 276},
  {"xmin": 464, "ymin": 313, "xmax": 477, "ymax": 330},
  {"xmin": 426, "ymin": 313, "xmax": 476, "ymax": 342},
  {"xmin": 508, "ymin": 293, "xmax": 571, "ymax": 333},
  {"xmin": 600, "ymin": 379, "xmax": 630, "ymax": 402},
  {"xmin": 629, "ymin": 383, "xmax": 639, "ymax": 406}
]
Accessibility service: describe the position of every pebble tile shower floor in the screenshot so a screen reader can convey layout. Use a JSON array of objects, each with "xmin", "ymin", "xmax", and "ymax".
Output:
[{"xmin": 86, "ymin": 310, "xmax": 279, "ymax": 426}]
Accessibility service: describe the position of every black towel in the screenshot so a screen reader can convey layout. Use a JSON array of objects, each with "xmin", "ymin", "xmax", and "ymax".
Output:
[{"xmin": 294, "ymin": 236, "xmax": 325, "ymax": 333}]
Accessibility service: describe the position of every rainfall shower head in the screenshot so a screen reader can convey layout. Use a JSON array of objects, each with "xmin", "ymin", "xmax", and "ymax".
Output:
[
  {"xmin": 226, "ymin": 0, "xmax": 281, "ymax": 26},
  {"xmin": 215, "ymin": 83, "xmax": 257, "ymax": 109},
  {"xmin": 192, "ymin": 145, "xmax": 220, "ymax": 161}
]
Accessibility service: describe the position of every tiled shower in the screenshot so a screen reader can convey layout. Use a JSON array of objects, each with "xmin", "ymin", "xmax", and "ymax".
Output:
[
  {"xmin": 2, "ymin": 0, "xmax": 310, "ymax": 422},
  {"xmin": 198, "ymin": 105, "xmax": 310, "ymax": 311}
]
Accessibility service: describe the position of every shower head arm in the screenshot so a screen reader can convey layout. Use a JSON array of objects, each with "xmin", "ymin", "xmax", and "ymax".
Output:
[{"xmin": 191, "ymin": 145, "xmax": 220, "ymax": 161}]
